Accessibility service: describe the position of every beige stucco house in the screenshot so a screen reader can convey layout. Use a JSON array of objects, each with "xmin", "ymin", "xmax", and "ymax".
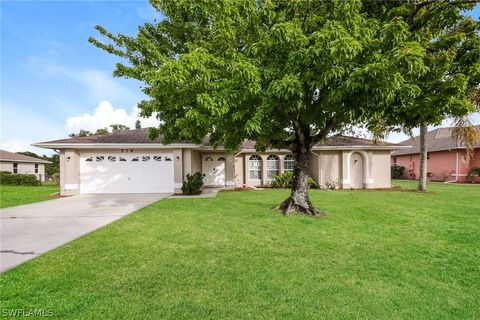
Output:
[
  {"xmin": 33, "ymin": 129, "xmax": 408, "ymax": 196},
  {"xmin": 0, "ymin": 149, "xmax": 51, "ymax": 182}
]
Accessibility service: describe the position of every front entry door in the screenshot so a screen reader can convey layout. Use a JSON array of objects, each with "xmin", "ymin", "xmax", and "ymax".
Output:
[{"xmin": 202, "ymin": 155, "xmax": 226, "ymax": 186}]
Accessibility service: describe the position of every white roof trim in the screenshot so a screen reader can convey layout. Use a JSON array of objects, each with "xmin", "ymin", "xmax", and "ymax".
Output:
[
  {"xmin": 0, "ymin": 159, "xmax": 51, "ymax": 164},
  {"xmin": 239, "ymin": 145, "xmax": 411, "ymax": 153},
  {"xmin": 31, "ymin": 143, "xmax": 199, "ymax": 149},
  {"xmin": 32, "ymin": 143, "xmax": 410, "ymax": 152},
  {"xmin": 311, "ymin": 145, "xmax": 411, "ymax": 151}
]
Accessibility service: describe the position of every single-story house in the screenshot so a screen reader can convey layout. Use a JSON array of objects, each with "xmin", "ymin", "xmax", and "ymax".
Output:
[
  {"xmin": 33, "ymin": 129, "xmax": 408, "ymax": 195},
  {"xmin": 392, "ymin": 125, "xmax": 480, "ymax": 182},
  {"xmin": 0, "ymin": 149, "xmax": 51, "ymax": 182}
]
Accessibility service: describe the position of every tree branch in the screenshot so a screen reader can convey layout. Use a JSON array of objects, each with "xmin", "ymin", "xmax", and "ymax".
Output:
[{"xmin": 312, "ymin": 117, "xmax": 338, "ymax": 144}]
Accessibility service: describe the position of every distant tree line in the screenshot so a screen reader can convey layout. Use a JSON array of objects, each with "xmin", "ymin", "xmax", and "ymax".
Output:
[{"xmin": 69, "ymin": 122, "xmax": 140, "ymax": 137}]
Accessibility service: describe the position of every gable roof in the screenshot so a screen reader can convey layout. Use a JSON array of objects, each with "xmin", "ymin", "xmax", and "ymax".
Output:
[
  {"xmin": 392, "ymin": 125, "xmax": 480, "ymax": 156},
  {"xmin": 240, "ymin": 135, "xmax": 400, "ymax": 150},
  {"xmin": 32, "ymin": 128, "xmax": 406, "ymax": 151},
  {"xmin": 0, "ymin": 150, "xmax": 51, "ymax": 164}
]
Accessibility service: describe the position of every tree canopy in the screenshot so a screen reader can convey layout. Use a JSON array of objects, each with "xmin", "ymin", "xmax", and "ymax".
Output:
[
  {"xmin": 90, "ymin": 0, "xmax": 426, "ymax": 148},
  {"xmin": 90, "ymin": 0, "xmax": 431, "ymax": 215},
  {"xmin": 363, "ymin": 1, "xmax": 480, "ymax": 191},
  {"xmin": 365, "ymin": 0, "xmax": 480, "ymax": 132}
]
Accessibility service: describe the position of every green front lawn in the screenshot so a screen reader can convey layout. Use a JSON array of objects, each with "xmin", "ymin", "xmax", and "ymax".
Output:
[
  {"xmin": 1, "ymin": 181, "xmax": 479, "ymax": 319},
  {"xmin": 0, "ymin": 184, "xmax": 59, "ymax": 208}
]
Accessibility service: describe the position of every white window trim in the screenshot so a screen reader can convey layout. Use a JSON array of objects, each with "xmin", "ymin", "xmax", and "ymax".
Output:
[
  {"xmin": 266, "ymin": 155, "xmax": 279, "ymax": 181},
  {"xmin": 284, "ymin": 154, "xmax": 295, "ymax": 172},
  {"xmin": 249, "ymin": 155, "xmax": 262, "ymax": 180}
]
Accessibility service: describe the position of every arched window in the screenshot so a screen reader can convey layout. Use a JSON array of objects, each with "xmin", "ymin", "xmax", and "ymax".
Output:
[
  {"xmin": 218, "ymin": 156, "xmax": 226, "ymax": 161},
  {"xmin": 284, "ymin": 154, "xmax": 295, "ymax": 172},
  {"xmin": 266, "ymin": 155, "xmax": 279, "ymax": 180},
  {"xmin": 249, "ymin": 155, "xmax": 262, "ymax": 180}
]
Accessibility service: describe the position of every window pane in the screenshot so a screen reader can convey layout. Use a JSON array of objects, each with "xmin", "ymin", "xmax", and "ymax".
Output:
[
  {"xmin": 284, "ymin": 154, "xmax": 295, "ymax": 172},
  {"xmin": 267, "ymin": 170, "xmax": 278, "ymax": 180},
  {"xmin": 267, "ymin": 161, "xmax": 278, "ymax": 170},
  {"xmin": 249, "ymin": 155, "xmax": 262, "ymax": 180},
  {"xmin": 249, "ymin": 170, "xmax": 261, "ymax": 180}
]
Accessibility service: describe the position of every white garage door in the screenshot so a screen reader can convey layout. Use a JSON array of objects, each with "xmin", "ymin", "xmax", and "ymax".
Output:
[{"xmin": 79, "ymin": 152, "xmax": 174, "ymax": 194}]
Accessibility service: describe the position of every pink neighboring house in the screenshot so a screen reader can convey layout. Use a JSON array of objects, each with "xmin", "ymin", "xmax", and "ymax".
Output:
[{"xmin": 391, "ymin": 125, "xmax": 480, "ymax": 183}]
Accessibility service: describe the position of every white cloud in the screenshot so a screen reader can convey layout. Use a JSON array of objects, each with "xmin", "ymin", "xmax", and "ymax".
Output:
[
  {"xmin": 23, "ymin": 56, "xmax": 141, "ymax": 104},
  {"xmin": 1, "ymin": 100, "xmax": 64, "ymax": 155},
  {"xmin": 66, "ymin": 100, "xmax": 158, "ymax": 132},
  {"xmin": 2, "ymin": 139, "xmax": 33, "ymax": 153}
]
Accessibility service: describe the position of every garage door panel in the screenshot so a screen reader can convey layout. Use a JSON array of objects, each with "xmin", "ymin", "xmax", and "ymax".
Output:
[{"xmin": 80, "ymin": 153, "xmax": 174, "ymax": 194}]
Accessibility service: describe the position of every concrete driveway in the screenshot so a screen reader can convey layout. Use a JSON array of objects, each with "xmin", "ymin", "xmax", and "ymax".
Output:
[{"xmin": 0, "ymin": 193, "xmax": 169, "ymax": 272}]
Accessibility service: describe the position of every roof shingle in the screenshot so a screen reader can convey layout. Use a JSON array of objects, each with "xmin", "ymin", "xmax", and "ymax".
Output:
[
  {"xmin": 392, "ymin": 125, "xmax": 480, "ymax": 156},
  {"xmin": 0, "ymin": 150, "xmax": 51, "ymax": 164},
  {"xmin": 35, "ymin": 128, "xmax": 402, "ymax": 149}
]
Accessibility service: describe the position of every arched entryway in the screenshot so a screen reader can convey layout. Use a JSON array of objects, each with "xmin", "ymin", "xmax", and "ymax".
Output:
[{"xmin": 349, "ymin": 152, "xmax": 365, "ymax": 189}]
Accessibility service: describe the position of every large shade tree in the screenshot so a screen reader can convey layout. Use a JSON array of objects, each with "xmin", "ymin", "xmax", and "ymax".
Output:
[
  {"xmin": 364, "ymin": 0, "xmax": 480, "ymax": 191},
  {"xmin": 90, "ymin": 0, "xmax": 426, "ymax": 215}
]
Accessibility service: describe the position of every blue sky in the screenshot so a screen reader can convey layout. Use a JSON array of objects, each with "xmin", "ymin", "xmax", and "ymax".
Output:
[
  {"xmin": 1, "ymin": 1, "xmax": 479, "ymax": 155},
  {"xmin": 1, "ymin": 0, "xmax": 162, "ymax": 155}
]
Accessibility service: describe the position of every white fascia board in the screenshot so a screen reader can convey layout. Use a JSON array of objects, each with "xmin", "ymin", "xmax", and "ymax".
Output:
[
  {"xmin": 31, "ymin": 143, "xmax": 411, "ymax": 152},
  {"xmin": 236, "ymin": 148, "xmax": 291, "ymax": 154},
  {"xmin": 0, "ymin": 159, "xmax": 51, "ymax": 164},
  {"xmin": 31, "ymin": 143, "xmax": 199, "ymax": 150},
  {"xmin": 238, "ymin": 146, "xmax": 410, "ymax": 153},
  {"xmin": 311, "ymin": 145, "xmax": 411, "ymax": 151}
]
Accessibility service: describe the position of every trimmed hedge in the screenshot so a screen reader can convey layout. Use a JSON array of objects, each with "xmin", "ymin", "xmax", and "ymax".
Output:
[
  {"xmin": 0, "ymin": 172, "xmax": 40, "ymax": 186},
  {"xmin": 391, "ymin": 165, "xmax": 405, "ymax": 179},
  {"xmin": 181, "ymin": 172, "xmax": 204, "ymax": 195}
]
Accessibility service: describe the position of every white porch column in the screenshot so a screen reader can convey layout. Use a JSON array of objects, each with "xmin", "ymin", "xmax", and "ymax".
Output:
[
  {"xmin": 261, "ymin": 154, "xmax": 268, "ymax": 186},
  {"xmin": 341, "ymin": 151, "xmax": 351, "ymax": 189},
  {"xmin": 279, "ymin": 154, "xmax": 285, "ymax": 174}
]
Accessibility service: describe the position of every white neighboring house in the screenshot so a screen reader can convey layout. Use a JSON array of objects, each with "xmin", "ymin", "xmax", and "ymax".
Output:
[{"xmin": 0, "ymin": 150, "xmax": 51, "ymax": 182}]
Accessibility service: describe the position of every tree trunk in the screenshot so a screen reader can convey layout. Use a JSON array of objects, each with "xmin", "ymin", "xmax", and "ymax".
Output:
[
  {"xmin": 277, "ymin": 135, "xmax": 325, "ymax": 216},
  {"xmin": 418, "ymin": 123, "xmax": 428, "ymax": 192}
]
